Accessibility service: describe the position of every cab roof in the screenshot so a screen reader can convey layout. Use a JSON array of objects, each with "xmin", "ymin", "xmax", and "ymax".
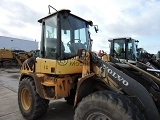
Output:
[
  {"xmin": 38, "ymin": 9, "xmax": 93, "ymax": 25},
  {"xmin": 108, "ymin": 37, "xmax": 132, "ymax": 41}
]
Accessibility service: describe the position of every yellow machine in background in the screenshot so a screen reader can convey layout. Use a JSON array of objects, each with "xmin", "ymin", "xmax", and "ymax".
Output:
[{"xmin": 0, "ymin": 48, "xmax": 31, "ymax": 67}]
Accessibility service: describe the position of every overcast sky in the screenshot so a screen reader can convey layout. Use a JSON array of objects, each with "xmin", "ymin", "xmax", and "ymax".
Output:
[{"xmin": 0, "ymin": 0, "xmax": 160, "ymax": 54}]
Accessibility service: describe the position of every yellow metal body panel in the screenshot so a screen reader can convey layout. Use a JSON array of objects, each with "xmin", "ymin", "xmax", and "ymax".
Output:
[
  {"xmin": 41, "ymin": 76, "xmax": 71, "ymax": 99},
  {"xmin": 35, "ymin": 58, "xmax": 57, "ymax": 74},
  {"xmin": 0, "ymin": 49, "xmax": 13, "ymax": 59},
  {"xmin": 56, "ymin": 59, "xmax": 82, "ymax": 74},
  {"xmin": 20, "ymin": 57, "xmax": 82, "ymax": 100},
  {"xmin": 102, "ymin": 53, "xmax": 110, "ymax": 62},
  {"xmin": 35, "ymin": 58, "xmax": 82, "ymax": 74}
]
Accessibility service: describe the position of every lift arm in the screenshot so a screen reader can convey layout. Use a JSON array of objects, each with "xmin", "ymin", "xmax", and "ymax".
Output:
[{"xmin": 90, "ymin": 52, "xmax": 160, "ymax": 120}]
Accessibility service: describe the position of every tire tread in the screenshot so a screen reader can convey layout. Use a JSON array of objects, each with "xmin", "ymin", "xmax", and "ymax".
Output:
[
  {"xmin": 74, "ymin": 91, "xmax": 145, "ymax": 120},
  {"xmin": 18, "ymin": 77, "xmax": 49, "ymax": 120}
]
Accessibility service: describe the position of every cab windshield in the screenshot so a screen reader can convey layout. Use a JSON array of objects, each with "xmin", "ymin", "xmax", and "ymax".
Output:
[
  {"xmin": 60, "ymin": 14, "xmax": 90, "ymax": 59},
  {"xmin": 113, "ymin": 39, "xmax": 137, "ymax": 61}
]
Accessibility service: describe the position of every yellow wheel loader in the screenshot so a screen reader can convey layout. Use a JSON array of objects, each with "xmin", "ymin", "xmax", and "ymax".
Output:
[
  {"xmin": 18, "ymin": 6, "xmax": 94, "ymax": 119},
  {"xmin": 18, "ymin": 6, "xmax": 160, "ymax": 120},
  {"xmin": 0, "ymin": 48, "xmax": 31, "ymax": 67}
]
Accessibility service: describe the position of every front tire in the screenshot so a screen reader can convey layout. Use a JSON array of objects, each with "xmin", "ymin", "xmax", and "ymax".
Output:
[
  {"xmin": 74, "ymin": 91, "xmax": 145, "ymax": 120},
  {"xmin": 18, "ymin": 77, "xmax": 49, "ymax": 120}
]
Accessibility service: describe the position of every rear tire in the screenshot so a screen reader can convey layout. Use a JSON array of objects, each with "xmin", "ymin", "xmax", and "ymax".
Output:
[
  {"xmin": 18, "ymin": 77, "xmax": 49, "ymax": 120},
  {"xmin": 74, "ymin": 91, "xmax": 145, "ymax": 120}
]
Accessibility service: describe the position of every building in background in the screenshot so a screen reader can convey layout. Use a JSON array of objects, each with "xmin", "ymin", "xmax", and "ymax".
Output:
[{"xmin": 0, "ymin": 36, "xmax": 39, "ymax": 51}]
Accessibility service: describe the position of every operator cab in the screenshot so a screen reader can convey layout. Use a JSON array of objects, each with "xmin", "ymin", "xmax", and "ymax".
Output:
[
  {"xmin": 38, "ymin": 9, "xmax": 93, "ymax": 60},
  {"xmin": 109, "ymin": 37, "xmax": 138, "ymax": 64}
]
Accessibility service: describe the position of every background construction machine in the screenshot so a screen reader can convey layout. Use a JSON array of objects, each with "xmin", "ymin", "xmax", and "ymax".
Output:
[
  {"xmin": 137, "ymin": 47, "xmax": 160, "ymax": 69},
  {"xmin": 0, "ymin": 48, "xmax": 32, "ymax": 67},
  {"xmin": 18, "ymin": 6, "xmax": 160, "ymax": 120},
  {"xmin": 107, "ymin": 37, "xmax": 160, "ymax": 78}
]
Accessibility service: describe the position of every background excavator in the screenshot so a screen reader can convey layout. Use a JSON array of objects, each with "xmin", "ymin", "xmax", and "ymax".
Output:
[{"xmin": 18, "ymin": 6, "xmax": 160, "ymax": 120}]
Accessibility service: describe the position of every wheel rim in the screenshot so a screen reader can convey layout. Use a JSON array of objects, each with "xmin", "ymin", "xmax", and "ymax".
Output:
[
  {"xmin": 86, "ymin": 111, "xmax": 112, "ymax": 120},
  {"xmin": 21, "ymin": 88, "xmax": 31, "ymax": 110}
]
